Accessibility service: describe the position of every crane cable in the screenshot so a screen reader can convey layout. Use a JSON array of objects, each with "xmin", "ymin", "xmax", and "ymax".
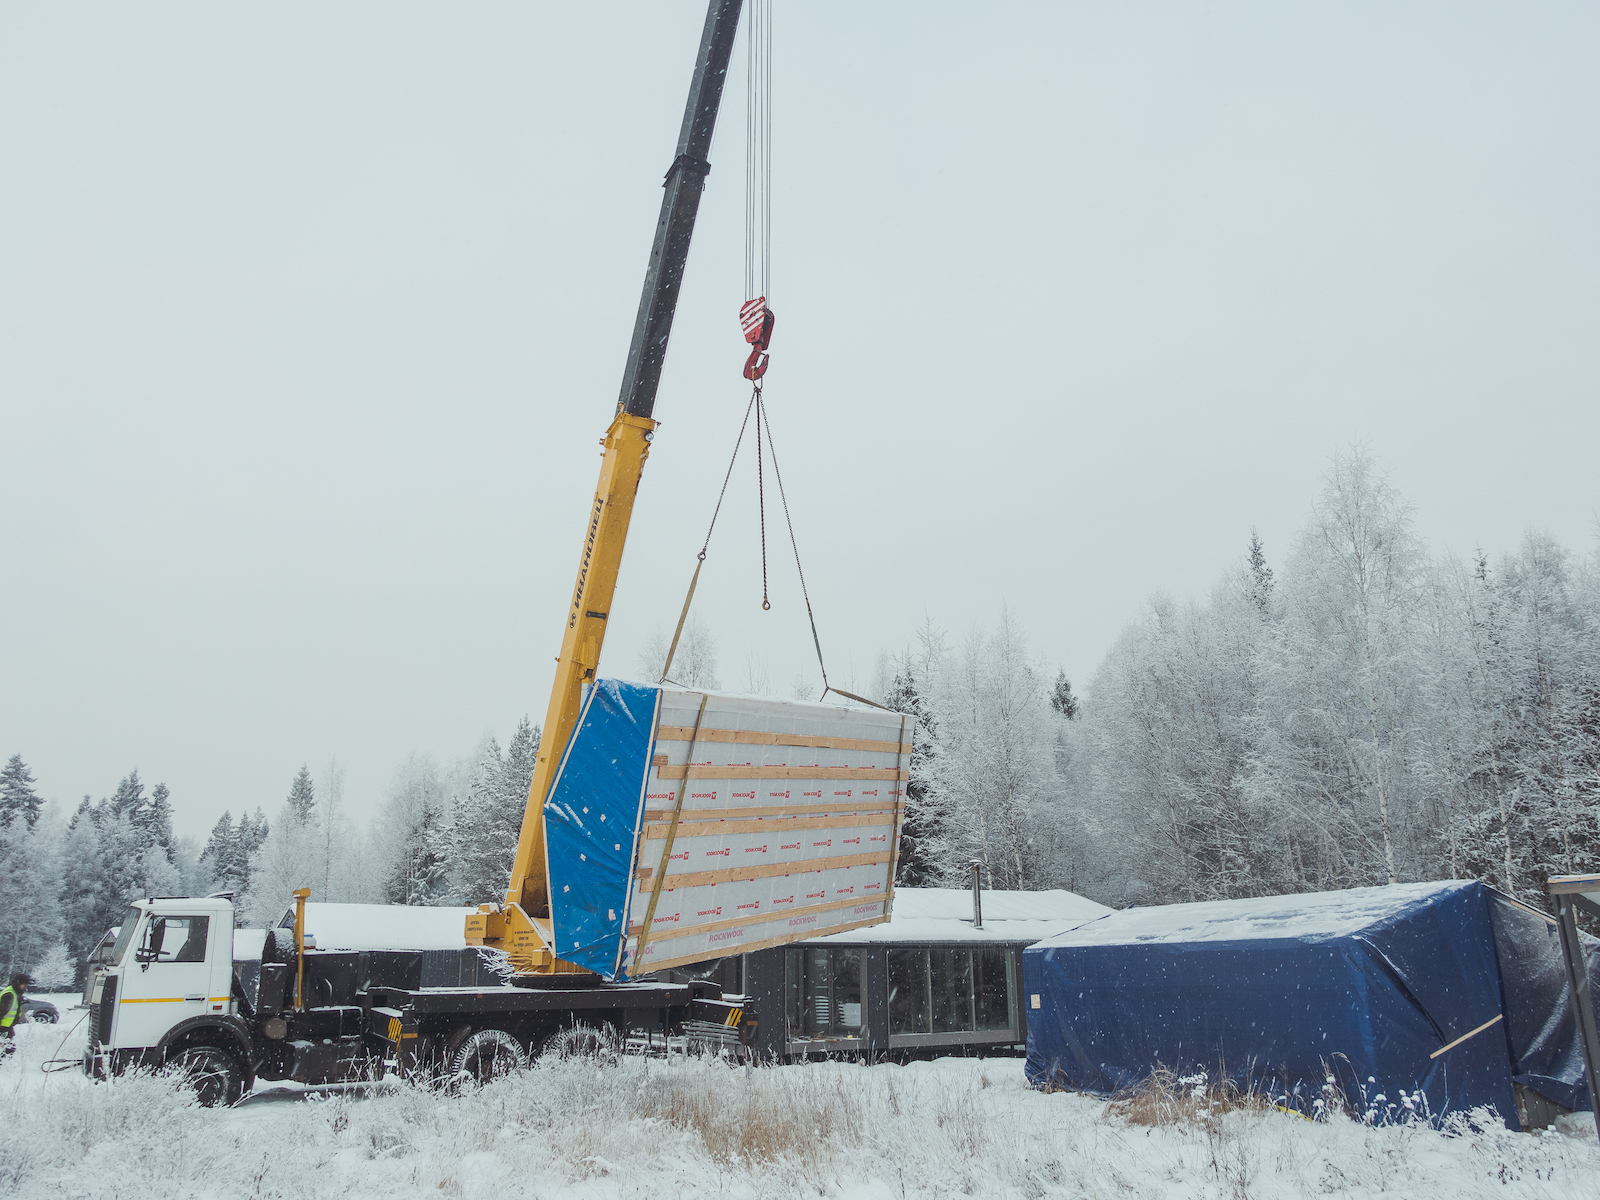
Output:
[
  {"xmin": 659, "ymin": 3, "xmax": 883, "ymax": 708},
  {"xmin": 659, "ymin": 392, "xmax": 883, "ymax": 710},
  {"xmin": 738, "ymin": 0, "xmax": 775, "ymax": 381}
]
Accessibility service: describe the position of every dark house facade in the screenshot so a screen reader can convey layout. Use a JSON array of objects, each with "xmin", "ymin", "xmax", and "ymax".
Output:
[{"xmin": 677, "ymin": 887, "xmax": 1109, "ymax": 1060}]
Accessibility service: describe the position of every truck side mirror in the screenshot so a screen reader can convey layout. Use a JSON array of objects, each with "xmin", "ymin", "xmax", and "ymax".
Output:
[{"xmin": 135, "ymin": 918, "xmax": 166, "ymax": 969}]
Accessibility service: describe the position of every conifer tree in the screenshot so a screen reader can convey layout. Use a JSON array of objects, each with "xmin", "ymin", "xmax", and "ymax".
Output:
[
  {"xmin": 61, "ymin": 801, "xmax": 105, "ymax": 981},
  {"xmin": 286, "ymin": 766, "xmax": 316, "ymax": 824},
  {"xmin": 134, "ymin": 781, "xmax": 176, "ymax": 857},
  {"xmin": 447, "ymin": 719, "xmax": 541, "ymax": 904},
  {"xmin": 1049, "ymin": 670, "xmax": 1079, "ymax": 720},
  {"xmin": 884, "ymin": 666, "xmax": 943, "ymax": 886},
  {"xmin": 108, "ymin": 770, "xmax": 144, "ymax": 820},
  {"xmin": 0, "ymin": 755, "xmax": 43, "ymax": 827},
  {"xmin": 1247, "ymin": 527, "xmax": 1275, "ymax": 616},
  {"xmin": 237, "ymin": 808, "xmax": 270, "ymax": 896},
  {"xmin": 200, "ymin": 811, "xmax": 240, "ymax": 891}
]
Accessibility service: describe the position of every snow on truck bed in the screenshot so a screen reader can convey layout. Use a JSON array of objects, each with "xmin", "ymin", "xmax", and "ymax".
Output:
[{"xmin": 257, "ymin": 903, "xmax": 479, "ymax": 951}]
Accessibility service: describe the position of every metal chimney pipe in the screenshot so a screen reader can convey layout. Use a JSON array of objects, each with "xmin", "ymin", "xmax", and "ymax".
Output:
[{"xmin": 970, "ymin": 860, "xmax": 983, "ymax": 930}]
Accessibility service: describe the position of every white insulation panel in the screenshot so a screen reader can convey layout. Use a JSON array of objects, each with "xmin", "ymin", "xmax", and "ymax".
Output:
[{"xmin": 624, "ymin": 687, "xmax": 911, "ymax": 975}]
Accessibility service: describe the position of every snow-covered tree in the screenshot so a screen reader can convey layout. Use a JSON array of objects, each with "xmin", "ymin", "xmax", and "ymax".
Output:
[
  {"xmin": 637, "ymin": 616, "xmax": 721, "ymax": 689},
  {"xmin": 0, "ymin": 808, "xmax": 65, "ymax": 982},
  {"xmin": 133, "ymin": 781, "xmax": 175, "ymax": 858},
  {"xmin": 287, "ymin": 765, "xmax": 316, "ymax": 824},
  {"xmin": 1248, "ymin": 446, "xmax": 1429, "ymax": 888},
  {"xmin": 30, "ymin": 943, "xmax": 76, "ymax": 991},
  {"xmin": 882, "ymin": 655, "xmax": 941, "ymax": 886},
  {"xmin": 448, "ymin": 718, "xmax": 540, "ymax": 906},
  {"xmin": 922, "ymin": 607, "xmax": 1064, "ymax": 890},
  {"xmin": 0, "ymin": 755, "xmax": 43, "ymax": 827},
  {"xmin": 1049, "ymin": 671, "xmax": 1078, "ymax": 720},
  {"xmin": 376, "ymin": 755, "xmax": 455, "ymax": 906}
]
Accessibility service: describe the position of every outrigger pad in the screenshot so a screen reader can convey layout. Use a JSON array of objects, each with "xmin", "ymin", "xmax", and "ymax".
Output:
[{"xmin": 542, "ymin": 680, "xmax": 912, "ymax": 979}]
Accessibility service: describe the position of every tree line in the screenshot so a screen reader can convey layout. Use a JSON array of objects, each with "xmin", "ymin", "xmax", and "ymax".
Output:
[
  {"xmin": 884, "ymin": 447, "xmax": 1599, "ymax": 915},
  {"xmin": 5, "ymin": 445, "xmax": 1593, "ymax": 984},
  {"xmin": 0, "ymin": 721, "xmax": 541, "ymax": 985}
]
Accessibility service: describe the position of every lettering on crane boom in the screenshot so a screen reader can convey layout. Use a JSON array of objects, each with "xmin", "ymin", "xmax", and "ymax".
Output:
[{"xmin": 569, "ymin": 497, "xmax": 604, "ymax": 629}]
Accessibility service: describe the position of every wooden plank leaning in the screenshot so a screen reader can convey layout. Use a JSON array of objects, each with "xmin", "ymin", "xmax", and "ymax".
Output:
[{"xmin": 633, "ymin": 693, "xmax": 709, "ymax": 968}]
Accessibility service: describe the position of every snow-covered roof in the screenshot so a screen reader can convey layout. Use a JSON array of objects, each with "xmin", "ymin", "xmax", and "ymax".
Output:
[
  {"xmin": 258, "ymin": 891, "xmax": 1112, "ymax": 959},
  {"xmin": 282, "ymin": 903, "xmax": 478, "ymax": 951},
  {"xmin": 809, "ymin": 887, "xmax": 1112, "ymax": 946},
  {"xmin": 1030, "ymin": 880, "xmax": 1473, "ymax": 950}
]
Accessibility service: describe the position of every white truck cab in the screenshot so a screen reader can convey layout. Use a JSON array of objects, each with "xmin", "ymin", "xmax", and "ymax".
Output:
[{"xmin": 86, "ymin": 895, "xmax": 249, "ymax": 1104}]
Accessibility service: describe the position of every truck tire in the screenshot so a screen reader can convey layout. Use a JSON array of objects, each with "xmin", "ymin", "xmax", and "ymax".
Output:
[
  {"xmin": 448, "ymin": 1028, "xmax": 527, "ymax": 1086},
  {"xmin": 539, "ymin": 1024, "xmax": 621, "ymax": 1066},
  {"xmin": 173, "ymin": 1045, "xmax": 244, "ymax": 1107}
]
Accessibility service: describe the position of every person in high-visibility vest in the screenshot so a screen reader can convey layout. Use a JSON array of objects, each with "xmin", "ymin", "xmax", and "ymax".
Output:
[{"xmin": 0, "ymin": 973, "xmax": 29, "ymax": 1059}]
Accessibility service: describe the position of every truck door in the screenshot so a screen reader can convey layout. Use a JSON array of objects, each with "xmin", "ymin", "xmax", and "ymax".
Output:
[{"xmin": 114, "ymin": 912, "xmax": 220, "ymax": 1047}]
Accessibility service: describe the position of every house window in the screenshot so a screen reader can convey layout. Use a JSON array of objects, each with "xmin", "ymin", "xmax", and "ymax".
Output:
[
  {"xmin": 887, "ymin": 946, "xmax": 929, "ymax": 1034},
  {"xmin": 886, "ymin": 947, "xmax": 1015, "ymax": 1036},
  {"xmin": 930, "ymin": 947, "xmax": 974, "ymax": 1033},
  {"xmin": 784, "ymin": 947, "xmax": 863, "ymax": 1038},
  {"xmin": 974, "ymin": 948, "xmax": 1011, "ymax": 1031}
]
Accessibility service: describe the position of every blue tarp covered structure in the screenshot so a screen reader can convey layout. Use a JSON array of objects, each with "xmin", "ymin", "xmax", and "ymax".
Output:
[{"xmin": 1024, "ymin": 881, "xmax": 1600, "ymax": 1128}]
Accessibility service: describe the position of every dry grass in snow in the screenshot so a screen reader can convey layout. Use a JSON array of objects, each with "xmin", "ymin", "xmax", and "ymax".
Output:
[{"xmin": 1, "ymin": 1015, "xmax": 1595, "ymax": 1199}]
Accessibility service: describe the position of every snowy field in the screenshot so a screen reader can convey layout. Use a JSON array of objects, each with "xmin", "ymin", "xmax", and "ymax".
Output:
[{"xmin": 2, "ymin": 1005, "xmax": 1597, "ymax": 1200}]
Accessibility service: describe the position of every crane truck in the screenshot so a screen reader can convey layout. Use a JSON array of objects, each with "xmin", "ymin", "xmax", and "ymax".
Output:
[{"xmin": 79, "ymin": 0, "xmax": 907, "ymax": 1106}]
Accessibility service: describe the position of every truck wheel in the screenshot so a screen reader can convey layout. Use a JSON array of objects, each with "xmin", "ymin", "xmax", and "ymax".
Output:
[
  {"xmin": 173, "ymin": 1046, "xmax": 244, "ymax": 1107},
  {"xmin": 448, "ymin": 1029, "xmax": 527, "ymax": 1086},
  {"xmin": 539, "ymin": 1024, "xmax": 621, "ymax": 1066}
]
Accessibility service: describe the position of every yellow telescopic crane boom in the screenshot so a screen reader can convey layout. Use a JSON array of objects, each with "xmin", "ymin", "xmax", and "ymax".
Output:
[{"xmin": 467, "ymin": 0, "xmax": 746, "ymax": 975}]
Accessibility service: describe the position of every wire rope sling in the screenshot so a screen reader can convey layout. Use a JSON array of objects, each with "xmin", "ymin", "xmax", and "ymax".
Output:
[{"xmin": 657, "ymin": 1, "xmax": 880, "ymax": 711}]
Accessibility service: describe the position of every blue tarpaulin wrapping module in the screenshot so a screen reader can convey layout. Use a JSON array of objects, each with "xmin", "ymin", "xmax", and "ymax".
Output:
[
  {"xmin": 542, "ymin": 679, "xmax": 660, "ymax": 978},
  {"xmin": 1024, "ymin": 881, "xmax": 1600, "ymax": 1128}
]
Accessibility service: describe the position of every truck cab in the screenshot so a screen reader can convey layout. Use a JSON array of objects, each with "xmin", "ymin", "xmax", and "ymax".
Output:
[{"xmin": 85, "ymin": 895, "xmax": 253, "ymax": 1105}]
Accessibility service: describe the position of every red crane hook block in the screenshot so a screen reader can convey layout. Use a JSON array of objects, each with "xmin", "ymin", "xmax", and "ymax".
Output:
[{"xmin": 739, "ymin": 297, "xmax": 776, "ymax": 380}]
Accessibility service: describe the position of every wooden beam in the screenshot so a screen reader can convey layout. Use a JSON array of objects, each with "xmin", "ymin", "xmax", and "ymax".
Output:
[
  {"xmin": 643, "ymin": 801, "xmax": 903, "ymax": 821},
  {"xmin": 641, "ymin": 812, "xmax": 898, "ymax": 839},
  {"xmin": 1428, "ymin": 1012, "xmax": 1504, "ymax": 1059},
  {"xmin": 655, "ymin": 764, "xmax": 907, "ymax": 781},
  {"xmin": 656, "ymin": 726, "xmax": 912, "ymax": 755},
  {"xmin": 634, "ymin": 851, "xmax": 889, "ymax": 891},
  {"xmin": 628, "ymin": 893, "xmax": 887, "ymax": 941},
  {"xmin": 635, "ymin": 914, "xmax": 891, "ymax": 975}
]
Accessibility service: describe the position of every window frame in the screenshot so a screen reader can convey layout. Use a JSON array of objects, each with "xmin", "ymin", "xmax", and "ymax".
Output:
[{"xmin": 883, "ymin": 943, "xmax": 1021, "ymax": 1049}]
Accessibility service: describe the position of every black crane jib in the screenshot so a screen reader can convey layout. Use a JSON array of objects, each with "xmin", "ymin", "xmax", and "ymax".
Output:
[{"xmin": 617, "ymin": 0, "xmax": 745, "ymax": 421}]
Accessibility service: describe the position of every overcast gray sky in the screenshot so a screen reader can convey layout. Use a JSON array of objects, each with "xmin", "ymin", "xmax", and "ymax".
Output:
[{"xmin": 3, "ymin": 2, "xmax": 1596, "ymax": 841}]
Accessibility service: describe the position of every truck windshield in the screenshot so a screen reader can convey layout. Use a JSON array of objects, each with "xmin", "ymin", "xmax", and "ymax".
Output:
[{"xmin": 107, "ymin": 906, "xmax": 144, "ymax": 966}]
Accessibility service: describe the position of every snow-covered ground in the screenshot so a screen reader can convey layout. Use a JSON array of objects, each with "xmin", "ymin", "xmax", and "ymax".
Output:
[{"xmin": 2, "ymin": 1010, "xmax": 1596, "ymax": 1199}]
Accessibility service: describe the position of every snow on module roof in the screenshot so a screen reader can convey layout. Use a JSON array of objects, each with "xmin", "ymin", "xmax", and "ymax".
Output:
[
  {"xmin": 809, "ymin": 887, "xmax": 1111, "ymax": 946},
  {"xmin": 1030, "ymin": 879, "xmax": 1473, "ymax": 950},
  {"xmin": 277, "ymin": 903, "xmax": 478, "ymax": 951}
]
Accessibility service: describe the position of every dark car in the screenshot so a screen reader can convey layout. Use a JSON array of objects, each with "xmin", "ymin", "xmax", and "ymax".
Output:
[{"xmin": 20, "ymin": 997, "xmax": 59, "ymax": 1024}]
